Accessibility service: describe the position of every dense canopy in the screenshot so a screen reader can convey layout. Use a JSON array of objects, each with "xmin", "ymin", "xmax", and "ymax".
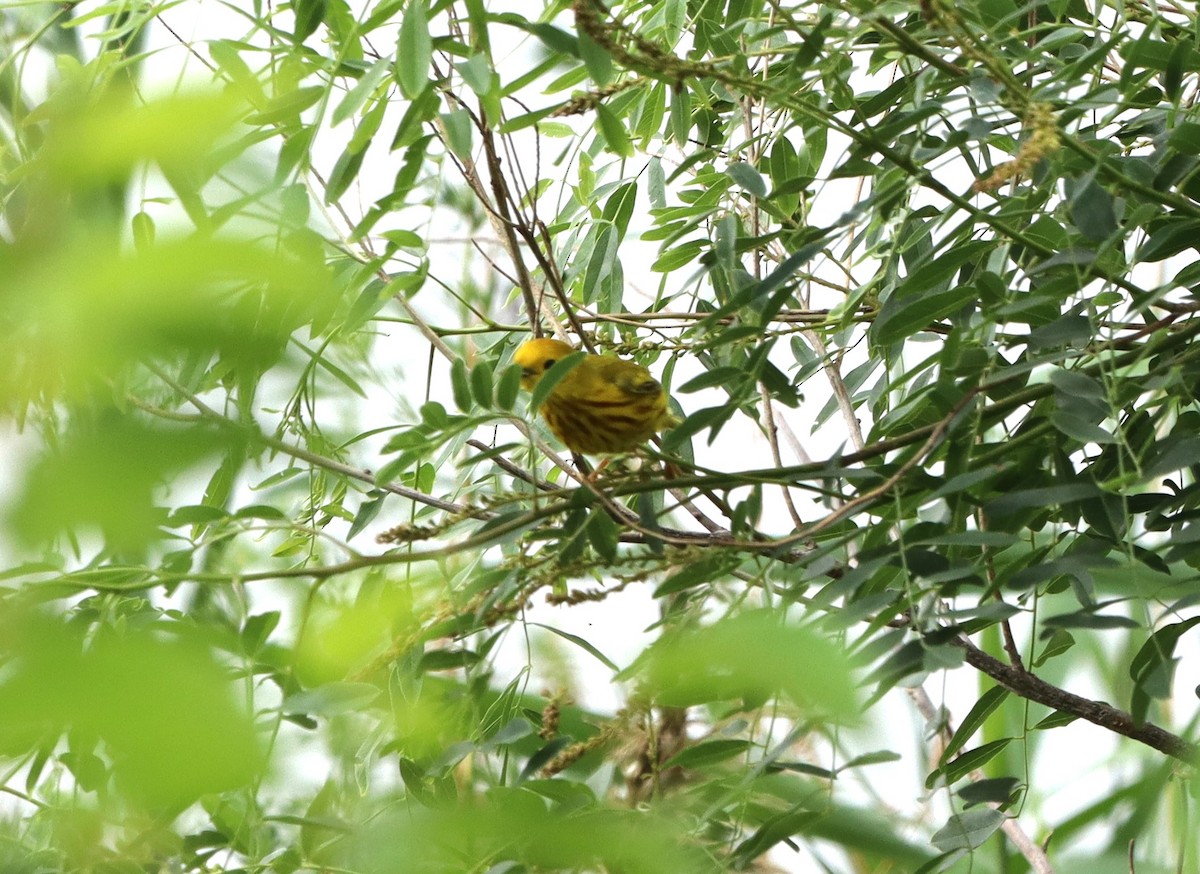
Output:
[{"xmin": 2, "ymin": 1, "xmax": 1200, "ymax": 872}]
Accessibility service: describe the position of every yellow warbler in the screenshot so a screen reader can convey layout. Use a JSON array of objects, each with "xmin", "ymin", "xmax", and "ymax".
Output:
[{"xmin": 514, "ymin": 338, "xmax": 674, "ymax": 455}]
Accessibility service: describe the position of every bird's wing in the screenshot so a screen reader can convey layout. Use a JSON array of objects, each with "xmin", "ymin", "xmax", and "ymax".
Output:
[{"xmin": 607, "ymin": 362, "xmax": 662, "ymax": 396}]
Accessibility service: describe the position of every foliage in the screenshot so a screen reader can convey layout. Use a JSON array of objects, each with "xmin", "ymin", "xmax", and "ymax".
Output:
[{"xmin": 2, "ymin": 0, "xmax": 1200, "ymax": 872}]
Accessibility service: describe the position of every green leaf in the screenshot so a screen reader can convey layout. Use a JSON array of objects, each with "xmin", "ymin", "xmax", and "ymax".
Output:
[
  {"xmin": 1137, "ymin": 218, "xmax": 1200, "ymax": 263},
  {"xmin": 578, "ymin": 30, "xmax": 613, "ymax": 85},
  {"xmin": 913, "ymin": 530, "xmax": 1017, "ymax": 547},
  {"xmin": 241, "ymin": 611, "xmax": 281, "ymax": 654},
  {"xmin": 456, "ymin": 54, "xmax": 496, "ymax": 98},
  {"xmin": 677, "ymin": 366, "xmax": 746, "ymax": 393},
  {"xmin": 14, "ymin": 418, "xmax": 226, "ymax": 551},
  {"xmin": 168, "ymin": 504, "xmax": 227, "ymax": 527},
  {"xmin": 959, "ymin": 777, "xmax": 1021, "ymax": 806},
  {"xmin": 655, "ymin": 557, "xmax": 732, "ymax": 596},
  {"xmin": 293, "ymin": 0, "xmax": 326, "ymax": 41},
  {"xmin": 662, "ymin": 739, "xmax": 751, "ymax": 769},
  {"xmin": 528, "ymin": 624, "xmax": 619, "ymax": 672},
  {"xmin": 1041, "ymin": 610, "xmax": 1139, "ymax": 631},
  {"xmin": 131, "ymin": 210, "xmax": 155, "ymax": 251},
  {"xmin": 397, "ymin": 0, "xmax": 432, "ymax": 99},
  {"xmin": 669, "ymin": 84, "xmax": 691, "ymax": 143},
  {"xmin": 840, "ymin": 750, "xmax": 902, "ymax": 770},
  {"xmin": 927, "ymin": 739, "xmax": 1012, "ymax": 789},
  {"xmin": 585, "ymin": 507, "xmax": 620, "ymax": 562},
  {"xmin": 899, "ymin": 240, "xmax": 990, "ymax": 297},
  {"xmin": 1033, "ymin": 629, "xmax": 1075, "ymax": 667},
  {"xmin": 1129, "ymin": 617, "xmax": 1200, "ymax": 723},
  {"xmin": 602, "ymin": 182, "xmax": 638, "ymax": 240},
  {"xmin": 1168, "ymin": 122, "xmax": 1200, "ymax": 154},
  {"xmin": 1051, "ymin": 410, "xmax": 1116, "ymax": 444},
  {"xmin": 635, "ymin": 611, "xmax": 858, "ymax": 717},
  {"xmin": 495, "ymin": 363, "xmax": 522, "ymax": 411},
  {"xmin": 939, "ymin": 686, "xmax": 1009, "ymax": 764},
  {"xmin": 528, "ymin": 350, "xmax": 585, "ymax": 414},
  {"xmin": 595, "ymin": 104, "xmax": 632, "ymax": 158},
  {"xmin": 984, "ymin": 483, "xmax": 1100, "ymax": 517},
  {"xmin": 390, "ymin": 86, "xmax": 440, "ymax": 150},
  {"xmin": 284, "ymin": 682, "xmax": 382, "ymax": 716},
  {"xmin": 451, "ymin": 358, "xmax": 472, "ymax": 411},
  {"xmin": 381, "ymin": 229, "xmax": 424, "ymax": 250},
  {"xmin": 519, "ymin": 21, "xmax": 579, "ymax": 56},
  {"xmin": 324, "ymin": 146, "xmax": 366, "ymax": 203},
  {"xmin": 420, "ymin": 400, "xmax": 450, "ymax": 429},
  {"xmin": 419, "ymin": 648, "xmax": 481, "ymax": 672},
  {"xmin": 347, "ymin": 493, "xmax": 386, "ymax": 541},
  {"xmin": 441, "ymin": 108, "xmax": 474, "ymax": 158},
  {"xmin": 470, "ymin": 361, "xmax": 494, "ymax": 409},
  {"xmin": 731, "ymin": 808, "xmax": 820, "ymax": 867},
  {"xmin": 872, "ymin": 283, "xmax": 977, "ymax": 346},
  {"xmin": 234, "ymin": 503, "xmax": 288, "ymax": 521},
  {"xmin": 1033, "ymin": 710, "xmax": 1078, "ymax": 730},
  {"xmin": 931, "ymin": 808, "xmax": 1006, "ymax": 852},
  {"xmin": 472, "ymin": 510, "xmax": 540, "ymax": 547},
  {"xmin": 0, "ymin": 613, "xmax": 265, "ymax": 807},
  {"xmin": 1146, "ymin": 436, "xmax": 1200, "ymax": 478},
  {"xmin": 658, "ymin": 404, "xmax": 733, "ymax": 451},
  {"xmin": 407, "ymin": 462, "xmax": 436, "ymax": 494},
  {"xmin": 581, "ymin": 224, "xmax": 617, "ymax": 304},
  {"xmin": 725, "ymin": 161, "xmax": 767, "ymax": 197},
  {"xmin": 209, "ymin": 40, "xmax": 263, "ymax": 103},
  {"xmin": 1050, "ymin": 367, "xmax": 1105, "ymax": 399},
  {"xmin": 1068, "ymin": 178, "xmax": 1118, "ymax": 241},
  {"xmin": 333, "ymin": 55, "xmax": 394, "ymax": 126},
  {"xmin": 1120, "ymin": 35, "xmax": 1200, "ymax": 71},
  {"xmin": 488, "ymin": 718, "xmax": 534, "ymax": 747},
  {"xmin": 651, "ymin": 239, "xmax": 705, "ymax": 272}
]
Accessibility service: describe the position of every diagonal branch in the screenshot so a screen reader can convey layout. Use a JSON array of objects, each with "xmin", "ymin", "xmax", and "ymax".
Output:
[{"xmin": 954, "ymin": 636, "xmax": 1197, "ymax": 763}]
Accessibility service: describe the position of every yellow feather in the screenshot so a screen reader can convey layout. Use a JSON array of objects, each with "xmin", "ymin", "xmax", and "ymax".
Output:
[{"xmin": 514, "ymin": 338, "xmax": 673, "ymax": 454}]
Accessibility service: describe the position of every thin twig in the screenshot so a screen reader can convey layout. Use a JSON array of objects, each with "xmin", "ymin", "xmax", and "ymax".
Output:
[
  {"xmin": 759, "ymin": 384, "xmax": 805, "ymax": 531},
  {"xmin": 804, "ymin": 329, "xmax": 865, "ymax": 451}
]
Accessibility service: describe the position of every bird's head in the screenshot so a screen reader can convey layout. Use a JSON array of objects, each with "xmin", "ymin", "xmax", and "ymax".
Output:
[{"xmin": 514, "ymin": 338, "xmax": 577, "ymax": 390}]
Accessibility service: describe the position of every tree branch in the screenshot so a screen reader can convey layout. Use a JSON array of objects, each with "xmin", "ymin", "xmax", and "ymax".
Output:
[{"xmin": 954, "ymin": 636, "xmax": 1197, "ymax": 763}]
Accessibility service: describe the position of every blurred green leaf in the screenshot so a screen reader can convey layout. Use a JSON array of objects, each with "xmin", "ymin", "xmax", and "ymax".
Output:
[
  {"xmin": 662, "ymin": 739, "xmax": 750, "ymax": 769},
  {"xmin": 3, "ymin": 233, "xmax": 334, "ymax": 404},
  {"xmin": 0, "ymin": 610, "xmax": 264, "ymax": 807},
  {"xmin": 32, "ymin": 88, "xmax": 244, "ymax": 187},
  {"xmin": 634, "ymin": 611, "xmax": 858, "ymax": 718},
  {"xmin": 340, "ymin": 789, "xmax": 718, "ymax": 873},
  {"xmin": 10, "ymin": 416, "xmax": 226, "ymax": 550}
]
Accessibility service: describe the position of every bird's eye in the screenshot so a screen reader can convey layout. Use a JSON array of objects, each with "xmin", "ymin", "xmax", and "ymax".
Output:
[{"xmin": 543, "ymin": 359, "xmax": 556, "ymax": 371}]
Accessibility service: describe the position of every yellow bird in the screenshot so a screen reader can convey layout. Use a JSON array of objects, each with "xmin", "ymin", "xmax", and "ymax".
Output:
[{"xmin": 514, "ymin": 338, "xmax": 674, "ymax": 456}]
